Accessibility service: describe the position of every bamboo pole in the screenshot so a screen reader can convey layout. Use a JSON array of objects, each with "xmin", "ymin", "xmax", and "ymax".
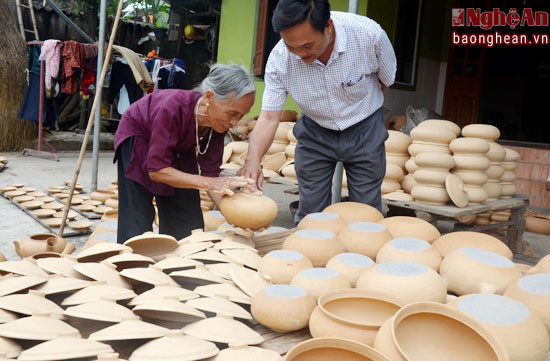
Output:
[{"xmin": 58, "ymin": 0, "xmax": 124, "ymax": 236}]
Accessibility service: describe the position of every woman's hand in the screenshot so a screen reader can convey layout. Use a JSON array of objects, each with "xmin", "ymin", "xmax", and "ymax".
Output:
[{"xmin": 207, "ymin": 176, "xmax": 255, "ymax": 196}]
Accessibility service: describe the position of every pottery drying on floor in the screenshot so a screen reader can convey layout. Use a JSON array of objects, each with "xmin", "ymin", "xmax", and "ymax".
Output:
[
  {"xmin": 103, "ymin": 253, "xmax": 156, "ymax": 271},
  {"xmin": 193, "ymin": 283, "xmax": 252, "ymax": 305},
  {"xmin": 0, "ymin": 274, "xmax": 47, "ymax": 297},
  {"xmin": 221, "ymin": 249, "xmax": 261, "ymax": 269},
  {"xmin": 186, "ymin": 250, "xmax": 233, "ymax": 264},
  {"xmin": 252, "ymin": 285, "xmax": 315, "ymax": 332},
  {"xmin": 120, "ymin": 265, "xmax": 179, "ymax": 287},
  {"xmin": 123, "ymin": 233, "xmax": 178, "ymax": 261},
  {"xmin": 61, "ymin": 281, "xmax": 137, "ymax": 306},
  {"xmin": 378, "ymin": 216, "xmax": 441, "ymax": 243},
  {"xmin": 283, "ymin": 230, "xmax": 344, "ymax": 267},
  {"xmin": 181, "ymin": 229, "xmax": 224, "ymax": 243},
  {"xmin": 219, "ymin": 191, "xmax": 278, "ymax": 230},
  {"xmin": 14, "ymin": 233, "xmax": 68, "ymax": 259},
  {"xmin": 229, "ymin": 266, "xmax": 271, "ymax": 298},
  {"xmin": 432, "ymin": 231, "xmax": 513, "ymax": 259},
  {"xmin": 133, "ymin": 297, "xmax": 205, "ymax": 323},
  {"xmin": 338, "ymin": 222, "xmax": 393, "ymax": 259},
  {"xmin": 77, "ymin": 243, "xmax": 132, "ymax": 263},
  {"xmin": 93, "ymin": 353, "xmax": 127, "ymax": 361},
  {"xmin": 183, "ymin": 315, "xmax": 264, "ymax": 345},
  {"xmin": 297, "ymin": 212, "xmax": 347, "ymax": 234},
  {"xmin": 90, "ymin": 190, "xmax": 116, "ymax": 203},
  {"xmin": 376, "ymin": 237, "xmax": 442, "ymax": 271},
  {"xmin": 356, "ymin": 261, "xmax": 447, "ymax": 305},
  {"xmin": 291, "ymin": 268, "xmax": 351, "ymax": 301},
  {"xmin": 89, "ymin": 317, "xmax": 170, "ymax": 341},
  {"xmin": 153, "ymin": 257, "xmax": 201, "ymax": 272},
  {"xmin": 0, "ymin": 308, "xmax": 17, "ymax": 324},
  {"xmin": 323, "ymin": 202, "xmax": 384, "ymax": 224},
  {"xmin": 0, "ymin": 314, "xmax": 80, "ymax": 340},
  {"xmin": 0, "ymin": 336, "xmax": 22, "ymax": 359},
  {"xmin": 186, "ymin": 296, "xmax": 252, "ymax": 320},
  {"xmin": 36, "ymin": 255, "xmax": 83, "ymax": 279},
  {"xmin": 258, "ymin": 250, "xmax": 313, "ymax": 284},
  {"xmin": 285, "ymin": 337, "xmax": 389, "ymax": 361},
  {"xmin": 74, "ymin": 261, "xmax": 132, "ymax": 289},
  {"xmin": 309, "ymin": 289, "xmax": 403, "ymax": 346},
  {"xmin": 65, "ymin": 298, "xmax": 135, "ymax": 323},
  {"xmin": 206, "ymin": 344, "xmax": 281, "ymax": 361},
  {"xmin": 0, "ymin": 258, "xmax": 48, "ymax": 277},
  {"xmin": 527, "ymin": 254, "xmax": 550, "ymax": 275},
  {"xmin": 16, "ymin": 337, "xmax": 113, "ymax": 361},
  {"xmin": 21, "ymin": 200, "xmax": 45, "ymax": 210},
  {"xmin": 33, "ymin": 274, "xmax": 91, "ymax": 295},
  {"xmin": 326, "ymin": 253, "xmax": 375, "ymax": 287},
  {"xmin": 0, "ymin": 290, "xmax": 64, "ymax": 317}
]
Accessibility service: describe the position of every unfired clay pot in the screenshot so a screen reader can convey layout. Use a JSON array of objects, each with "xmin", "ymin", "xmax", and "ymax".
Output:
[
  {"xmin": 297, "ymin": 212, "xmax": 346, "ymax": 234},
  {"xmin": 251, "ymin": 284, "xmax": 316, "ymax": 332},
  {"xmin": 129, "ymin": 330, "xmax": 218, "ymax": 361},
  {"xmin": 123, "ymin": 233, "xmax": 178, "ymax": 261},
  {"xmin": 326, "ymin": 253, "xmax": 375, "ymax": 287},
  {"xmin": 323, "ymin": 202, "xmax": 384, "ymax": 224},
  {"xmin": 309, "ymin": 289, "xmax": 403, "ymax": 346},
  {"xmin": 450, "ymin": 137, "xmax": 490, "ymax": 205},
  {"xmin": 527, "ymin": 254, "xmax": 550, "ymax": 275},
  {"xmin": 220, "ymin": 191, "xmax": 277, "ymax": 230},
  {"xmin": 182, "ymin": 315, "xmax": 264, "ymax": 345},
  {"xmin": 258, "ymin": 250, "xmax": 313, "ymax": 284},
  {"xmin": 378, "ymin": 216, "xmax": 441, "ymax": 243},
  {"xmin": 205, "ymin": 345, "xmax": 281, "ymax": 361},
  {"xmin": 14, "ymin": 233, "xmax": 69, "ymax": 258},
  {"xmin": 203, "ymin": 210, "xmax": 226, "ymax": 232},
  {"xmin": 376, "ymin": 237, "xmax": 442, "ymax": 271},
  {"xmin": 90, "ymin": 190, "xmax": 116, "ymax": 204},
  {"xmin": 525, "ymin": 215, "xmax": 550, "ymax": 235},
  {"xmin": 262, "ymin": 152, "xmax": 287, "ymax": 172},
  {"xmin": 432, "ymin": 231, "xmax": 513, "ymax": 259},
  {"xmin": 337, "ymin": 222, "xmax": 393, "ymax": 259},
  {"xmin": 385, "ymin": 130, "xmax": 412, "ymax": 154},
  {"xmin": 462, "ymin": 123, "xmax": 501, "ymax": 140},
  {"xmin": 284, "ymin": 337, "xmax": 390, "ymax": 361},
  {"xmin": 291, "ymin": 268, "xmax": 351, "ymax": 301},
  {"xmin": 282, "ymin": 230, "xmax": 344, "ymax": 267}
]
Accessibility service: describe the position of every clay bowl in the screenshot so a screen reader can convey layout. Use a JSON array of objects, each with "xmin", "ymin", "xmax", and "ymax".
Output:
[
  {"xmin": 90, "ymin": 190, "xmax": 116, "ymax": 204},
  {"xmin": 203, "ymin": 210, "xmax": 226, "ymax": 232},
  {"xmin": 219, "ymin": 191, "xmax": 278, "ymax": 230},
  {"xmin": 432, "ymin": 231, "xmax": 513, "ymax": 259},
  {"xmin": 282, "ymin": 230, "xmax": 344, "ymax": 267},
  {"xmin": 251, "ymin": 284, "xmax": 316, "ymax": 332},
  {"xmin": 262, "ymin": 152, "xmax": 287, "ymax": 172},
  {"xmin": 297, "ymin": 212, "xmax": 346, "ymax": 234},
  {"xmin": 123, "ymin": 233, "xmax": 178, "ymax": 261},
  {"xmin": 378, "ymin": 216, "xmax": 441, "ymax": 243},
  {"xmin": 525, "ymin": 215, "xmax": 550, "ymax": 235},
  {"xmin": 323, "ymin": 202, "xmax": 383, "ymax": 224},
  {"xmin": 338, "ymin": 222, "xmax": 393, "ymax": 259},
  {"xmin": 258, "ymin": 250, "xmax": 313, "ymax": 284},
  {"xmin": 373, "ymin": 302, "xmax": 510, "ymax": 361},
  {"xmin": 290, "ymin": 268, "xmax": 351, "ymax": 301},
  {"xmin": 309, "ymin": 289, "xmax": 403, "ymax": 346},
  {"xmin": 284, "ymin": 337, "xmax": 390, "ymax": 361},
  {"xmin": 69, "ymin": 221, "xmax": 93, "ymax": 230},
  {"xmin": 326, "ymin": 253, "xmax": 375, "ymax": 287},
  {"xmin": 376, "ymin": 237, "xmax": 442, "ymax": 271},
  {"xmin": 101, "ymin": 210, "xmax": 118, "ymax": 222}
]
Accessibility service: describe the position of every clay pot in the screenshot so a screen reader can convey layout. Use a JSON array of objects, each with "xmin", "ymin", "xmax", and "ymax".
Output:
[
  {"xmin": 262, "ymin": 152, "xmax": 287, "ymax": 172},
  {"xmin": 448, "ymin": 294, "xmax": 550, "ymax": 361},
  {"xmin": 101, "ymin": 209, "xmax": 118, "ymax": 221},
  {"xmin": 526, "ymin": 215, "xmax": 550, "ymax": 235},
  {"xmin": 283, "ymin": 230, "xmax": 345, "ymax": 267},
  {"xmin": 378, "ymin": 216, "xmax": 441, "ymax": 243},
  {"xmin": 432, "ymin": 231, "xmax": 513, "ymax": 259},
  {"xmin": 356, "ymin": 261, "xmax": 447, "ymax": 305},
  {"xmin": 280, "ymin": 163, "xmax": 296, "ymax": 178},
  {"xmin": 440, "ymin": 248, "xmax": 522, "ymax": 295},
  {"xmin": 90, "ymin": 190, "xmax": 116, "ymax": 204},
  {"xmin": 297, "ymin": 212, "xmax": 346, "ymax": 234},
  {"xmin": 462, "ymin": 123, "xmax": 501, "ymax": 140},
  {"xmin": 123, "ymin": 233, "xmax": 178, "ymax": 261},
  {"xmin": 399, "ymin": 175, "xmax": 416, "ymax": 194},
  {"xmin": 206, "ymin": 345, "xmax": 281, "ymax": 361},
  {"xmin": 323, "ymin": 202, "xmax": 383, "ymax": 224},
  {"xmin": 450, "ymin": 137, "xmax": 490, "ymax": 205},
  {"xmin": 373, "ymin": 302, "xmax": 510, "ymax": 361},
  {"xmin": 504, "ymin": 273, "xmax": 550, "ymax": 334},
  {"xmin": 420, "ymin": 119, "xmax": 461, "ymax": 136},
  {"xmin": 129, "ymin": 330, "xmax": 218, "ymax": 361},
  {"xmin": 376, "ymin": 237, "xmax": 442, "ymax": 271},
  {"xmin": 309, "ymin": 289, "xmax": 403, "ymax": 346},
  {"xmin": 381, "ymin": 180, "xmax": 401, "ymax": 194},
  {"xmin": 104, "ymin": 196, "xmax": 118, "ymax": 209},
  {"xmin": 228, "ymin": 141, "xmax": 248, "ymax": 155},
  {"xmin": 338, "ymin": 222, "xmax": 393, "ymax": 259},
  {"xmin": 385, "ymin": 130, "xmax": 412, "ymax": 154},
  {"xmin": 14, "ymin": 233, "xmax": 68, "ymax": 258},
  {"xmin": 382, "ymin": 190, "xmax": 414, "ymax": 202},
  {"xmin": 274, "ymin": 122, "xmax": 294, "ymax": 142},
  {"xmin": 220, "ymin": 191, "xmax": 278, "ymax": 230},
  {"xmin": 251, "ymin": 284, "xmax": 316, "ymax": 332},
  {"xmin": 16, "ymin": 337, "xmax": 113, "ymax": 361},
  {"xmin": 284, "ymin": 337, "xmax": 390, "ymax": 361},
  {"xmin": 386, "ymin": 154, "xmax": 409, "ymax": 171},
  {"xmin": 182, "ymin": 315, "xmax": 264, "ymax": 345},
  {"xmin": 411, "ymin": 125, "xmax": 456, "ymax": 145},
  {"xmin": 267, "ymin": 140, "xmax": 289, "ymax": 155},
  {"xmin": 326, "ymin": 253, "xmax": 374, "ymax": 287},
  {"xmin": 285, "ymin": 143, "xmax": 296, "ymax": 159},
  {"xmin": 291, "ymin": 268, "xmax": 351, "ymax": 301},
  {"xmin": 203, "ymin": 210, "xmax": 226, "ymax": 232},
  {"xmin": 258, "ymin": 250, "xmax": 313, "ymax": 284},
  {"xmin": 527, "ymin": 254, "xmax": 550, "ymax": 275}
]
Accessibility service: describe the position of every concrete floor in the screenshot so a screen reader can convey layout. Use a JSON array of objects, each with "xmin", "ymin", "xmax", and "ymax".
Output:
[{"xmin": 0, "ymin": 151, "xmax": 548, "ymax": 264}]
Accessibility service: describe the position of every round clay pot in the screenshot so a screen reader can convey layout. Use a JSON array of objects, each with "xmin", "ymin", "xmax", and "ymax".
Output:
[
  {"xmin": 228, "ymin": 141, "xmax": 248, "ymax": 155},
  {"xmin": 203, "ymin": 210, "xmax": 226, "ymax": 232},
  {"xmin": 285, "ymin": 144, "xmax": 296, "ymax": 159},
  {"xmin": 283, "ymin": 229, "xmax": 344, "ymax": 267},
  {"xmin": 291, "ymin": 268, "xmax": 351, "ymax": 301},
  {"xmin": 262, "ymin": 152, "xmax": 287, "ymax": 172},
  {"xmin": 525, "ymin": 215, "xmax": 550, "ymax": 235},
  {"xmin": 274, "ymin": 122, "xmax": 294, "ymax": 142},
  {"xmin": 411, "ymin": 185, "xmax": 450, "ymax": 205},
  {"xmin": 410, "ymin": 125, "xmax": 456, "ymax": 145},
  {"xmin": 432, "ymin": 231, "xmax": 513, "ymax": 259},
  {"xmin": 527, "ymin": 254, "xmax": 550, "ymax": 275},
  {"xmin": 373, "ymin": 302, "xmax": 510, "ymax": 361},
  {"xmin": 404, "ymin": 158, "xmax": 419, "ymax": 174},
  {"xmin": 101, "ymin": 210, "xmax": 118, "ymax": 221},
  {"xmin": 462, "ymin": 123, "xmax": 501, "ymax": 140},
  {"xmin": 383, "ymin": 190, "xmax": 414, "ymax": 202},
  {"xmin": 337, "ymin": 222, "xmax": 393, "ymax": 259},
  {"xmin": 386, "ymin": 154, "xmax": 409, "ymax": 171},
  {"xmin": 90, "ymin": 190, "xmax": 116, "ymax": 204},
  {"xmin": 14, "ymin": 233, "xmax": 67, "ymax": 258},
  {"xmin": 385, "ymin": 130, "xmax": 412, "ymax": 154},
  {"xmin": 267, "ymin": 140, "xmax": 289, "ymax": 155},
  {"xmin": 378, "ymin": 216, "xmax": 441, "ymax": 243},
  {"xmin": 323, "ymin": 202, "xmax": 383, "ymax": 224},
  {"xmin": 504, "ymin": 273, "xmax": 550, "ymax": 334},
  {"xmin": 376, "ymin": 237, "xmax": 442, "ymax": 271},
  {"xmin": 326, "ymin": 253, "xmax": 375, "ymax": 287},
  {"xmin": 408, "ymin": 142, "xmax": 452, "ymax": 157},
  {"xmin": 440, "ymin": 248, "xmax": 522, "ymax": 295},
  {"xmin": 297, "ymin": 212, "xmax": 346, "ymax": 234},
  {"xmin": 420, "ymin": 119, "xmax": 461, "ymax": 136},
  {"xmin": 356, "ymin": 261, "xmax": 447, "ymax": 305},
  {"xmin": 385, "ymin": 163, "xmax": 404, "ymax": 181},
  {"xmin": 309, "ymin": 289, "xmax": 403, "ymax": 346},
  {"xmin": 399, "ymin": 175, "xmax": 416, "ymax": 194},
  {"xmin": 258, "ymin": 250, "xmax": 313, "ymax": 284},
  {"xmin": 448, "ymin": 294, "xmax": 550, "ymax": 361},
  {"xmin": 220, "ymin": 191, "xmax": 278, "ymax": 230},
  {"xmin": 381, "ymin": 180, "xmax": 401, "ymax": 194},
  {"xmin": 104, "ymin": 196, "xmax": 118, "ymax": 209},
  {"xmin": 280, "ymin": 163, "xmax": 296, "ymax": 178},
  {"xmin": 284, "ymin": 337, "xmax": 390, "ymax": 361},
  {"xmin": 415, "ymin": 152, "xmax": 455, "ymax": 170},
  {"xmin": 251, "ymin": 284, "xmax": 316, "ymax": 332}
]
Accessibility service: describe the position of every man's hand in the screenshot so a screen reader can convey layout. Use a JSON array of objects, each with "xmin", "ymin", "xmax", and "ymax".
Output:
[
  {"xmin": 238, "ymin": 161, "xmax": 264, "ymax": 191},
  {"xmin": 379, "ymin": 79, "xmax": 388, "ymax": 92},
  {"xmin": 207, "ymin": 176, "xmax": 255, "ymax": 196}
]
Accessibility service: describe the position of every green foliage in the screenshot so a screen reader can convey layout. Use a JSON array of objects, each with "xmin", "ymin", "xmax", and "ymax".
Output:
[{"xmin": 104, "ymin": 0, "xmax": 170, "ymax": 28}]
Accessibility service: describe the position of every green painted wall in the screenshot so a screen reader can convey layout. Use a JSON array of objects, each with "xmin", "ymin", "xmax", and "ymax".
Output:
[{"xmin": 366, "ymin": 0, "xmax": 399, "ymax": 43}]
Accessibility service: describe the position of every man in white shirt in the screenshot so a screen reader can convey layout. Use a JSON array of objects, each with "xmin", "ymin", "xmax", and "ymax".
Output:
[{"xmin": 239, "ymin": 0, "xmax": 396, "ymax": 224}]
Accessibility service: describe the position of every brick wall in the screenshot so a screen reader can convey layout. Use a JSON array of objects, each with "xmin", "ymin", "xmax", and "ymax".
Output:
[{"xmin": 506, "ymin": 146, "xmax": 550, "ymax": 208}]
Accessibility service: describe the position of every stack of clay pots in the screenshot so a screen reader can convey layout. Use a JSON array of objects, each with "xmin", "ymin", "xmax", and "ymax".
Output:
[
  {"xmin": 450, "ymin": 136, "xmax": 490, "ymax": 205},
  {"xmin": 268, "ymin": 122, "xmax": 294, "ymax": 156},
  {"xmin": 501, "ymin": 148, "xmax": 520, "ymax": 198},
  {"xmin": 385, "ymin": 130, "xmax": 411, "ymax": 172},
  {"xmin": 223, "ymin": 141, "xmax": 248, "ymax": 170},
  {"xmin": 382, "ymin": 164, "xmax": 404, "ymax": 195},
  {"xmin": 0, "ymin": 156, "xmax": 7, "ymax": 170}
]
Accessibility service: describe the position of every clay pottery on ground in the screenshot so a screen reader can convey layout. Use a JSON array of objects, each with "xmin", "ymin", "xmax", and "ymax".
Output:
[
  {"xmin": 356, "ymin": 261, "xmax": 447, "ymax": 305},
  {"xmin": 337, "ymin": 222, "xmax": 393, "ymax": 259},
  {"xmin": 450, "ymin": 137, "xmax": 490, "ymax": 205},
  {"xmin": 221, "ymin": 248, "xmax": 261, "ymax": 269},
  {"xmin": 220, "ymin": 190, "xmax": 278, "ymax": 230},
  {"xmin": 448, "ymin": 294, "xmax": 550, "ymax": 361},
  {"xmin": 504, "ymin": 273, "xmax": 550, "ymax": 334},
  {"xmin": 275, "ymin": 122, "xmax": 294, "ymax": 142},
  {"xmin": 285, "ymin": 337, "xmax": 390, "ymax": 361},
  {"xmin": 105, "ymin": 196, "xmax": 118, "ymax": 209},
  {"xmin": 385, "ymin": 130, "xmax": 412, "ymax": 154},
  {"xmin": 127, "ymin": 285, "xmax": 198, "ymax": 306},
  {"xmin": 0, "ymin": 258, "xmax": 49, "ymax": 277},
  {"xmin": 76, "ymin": 243, "xmax": 132, "ymax": 263},
  {"xmin": 119, "ymin": 265, "xmax": 179, "ymax": 287},
  {"xmin": 101, "ymin": 210, "xmax": 118, "ymax": 221},
  {"xmin": 89, "ymin": 316, "xmax": 170, "ymax": 341},
  {"xmin": 0, "ymin": 336, "xmax": 22, "ymax": 358},
  {"xmin": 229, "ymin": 266, "xmax": 270, "ymax": 298},
  {"xmin": 262, "ymin": 152, "xmax": 287, "ymax": 172},
  {"xmin": 525, "ymin": 215, "xmax": 550, "ymax": 235},
  {"xmin": 280, "ymin": 162, "xmax": 296, "ymax": 178},
  {"xmin": 154, "ymin": 257, "xmax": 202, "ymax": 272},
  {"xmin": 290, "ymin": 268, "xmax": 351, "ymax": 301},
  {"xmin": 376, "ymin": 237, "xmax": 442, "ymax": 271},
  {"xmin": 378, "ymin": 216, "xmax": 441, "ymax": 243},
  {"xmin": 325, "ymin": 253, "xmax": 375, "ymax": 287},
  {"xmin": 123, "ymin": 233, "xmax": 178, "ymax": 261},
  {"xmin": 399, "ymin": 175, "xmax": 416, "ymax": 194},
  {"xmin": 186, "ymin": 296, "xmax": 252, "ymax": 320},
  {"xmin": 251, "ymin": 284, "xmax": 316, "ymax": 332},
  {"xmin": 90, "ymin": 190, "xmax": 116, "ymax": 204},
  {"xmin": 323, "ymin": 202, "xmax": 384, "ymax": 224},
  {"xmin": 258, "ymin": 250, "xmax": 313, "ymax": 284},
  {"xmin": 419, "ymin": 119, "xmax": 461, "ymax": 136},
  {"xmin": 132, "ymin": 297, "xmax": 206, "ymax": 323},
  {"xmin": 65, "ymin": 298, "xmax": 135, "ymax": 323},
  {"xmin": 432, "ymin": 231, "xmax": 513, "ymax": 259},
  {"xmin": 33, "ymin": 274, "xmax": 90, "ymax": 295},
  {"xmin": 462, "ymin": 123, "xmax": 501, "ymax": 140},
  {"xmin": 267, "ymin": 140, "xmax": 289, "ymax": 155},
  {"xmin": 297, "ymin": 212, "xmax": 346, "ymax": 234},
  {"xmin": 527, "ymin": 254, "xmax": 550, "ymax": 275},
  {"xmin": 205, "ymin": 344, "xmax": 281, "ymax": 361},
  {"xmin": 203, "ymin": 210, "xmax": 226, "ymax": 232},
  {"xmin": 0, "ymin": 314, "xmax": 80, "ymax": 340},
  {"xmin": 383, "ymin": 190, "xmax": 414, "ymax": 202},
  {"xmin": 14, "ymin": 233, "xmax": 68, "ymax": 258},
  {"xmin": 170, "ymin": 265, "xmax": 229, "ymax": 286},
  {"xmin": 16, "ymin": 337, "xmax": 113, "ymax": 361},
  {"xmin": 373, "ymin": 301, "xmax": 510, "ymax": 361},
  {"xmin": 73, "ymin": 261, "xmax": 132, "ymax": 289},
  {"xmin": 182, "ymin": 315, "xmax": 264, "ymax": 345},
  {"xmin": 0, "ymin": 290, "xmax": 64, "ymax": 317},
  {"xmin": 35, "ymin": 255, "xmax": 83, "ymax": 279},
  {"xmin": 440, "ymin": 248, "xmax": 522, "ymax": 295},
  {"xmin": 61, "ymin": 281, "xmax": 137, "ymax": 306},
  {"xmin": 283, "ymin": 229, "xmax": 345, "ymax": 267},
  {"xmin": 193, "ymin": 283, "xmax": 252, "ymax": 305}
]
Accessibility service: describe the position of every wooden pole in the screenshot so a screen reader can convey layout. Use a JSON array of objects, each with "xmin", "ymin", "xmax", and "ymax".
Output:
[{"xmin": 59, "ymin": 0, "xmax": 124, "ymax": 236}]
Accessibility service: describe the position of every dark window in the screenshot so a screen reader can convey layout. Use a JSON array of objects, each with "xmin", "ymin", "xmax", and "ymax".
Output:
[
  {"xmin": 393, "ymin": 0, "xmax": 422, "ymax": 85},
  {"xmin": 253, "ymin": 0, "xmax": 280, "ymax": 76}
]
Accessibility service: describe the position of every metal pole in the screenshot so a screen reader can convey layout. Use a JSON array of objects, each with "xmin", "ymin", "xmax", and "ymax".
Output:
[
  {"xmin": 331, "ymin": 0, "xmax": 359, "ymax": 204},
  {"xmin": 91, "ymin": 0, "xmax": 107, "ymax": 192}
]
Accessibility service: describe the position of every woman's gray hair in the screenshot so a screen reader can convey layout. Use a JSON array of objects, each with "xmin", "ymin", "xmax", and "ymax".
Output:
[{"xmin": 196, "ymin": 63, "xmax": 256, "ymax": 102}]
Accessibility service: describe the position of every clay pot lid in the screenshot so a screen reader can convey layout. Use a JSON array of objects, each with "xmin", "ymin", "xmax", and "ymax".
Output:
[
  {"xmin": 0, "ymin": 259, "xmax": 49, "ymax": 277},
  {"xmin": 194, "ymin": 284, "xmax": 252, "ymax": 305},
  {"xmin": 32, "ymin": 208, "xmax": 56, "ymax": 218},
  {"xmin": 83, "ymin": 199, "xmax": 103, "ymax": 206},
  {"xmin": 214, "ymin": 239, "xmax": 256, "ymax": 252},
  {"xmin": 331, "ymin": 253, "xmax": 375, "ymax": 268},
  {"xmin": 128, "ymin": 285, "xmax": 199, "ymax": 306},
  {"xmin": 209, "ymin": 344, "xmax": 282, "ymax": 361},
  {"xmin": 61, "ymin": 281, "xmax": 137, "ymax": 306},
  {"xmin": 16, "ymin": 337, "xmax": 113, "ymax": 360},
  {"xmin": 76, "ymin": 243, "xmax": 132, "ymax": 263},
  {"xmin": 446, "ymin": 174, "xmax": 468, "ymax": 208},
  {"xmin": 170, "ymin": 266, "xmax": 230, "ymax": 286},
  {"xmin": 182, "ymin": 229, "xmax": 224, "ymax": 243},
  {"xmin": 35, "ymin": 196, "xmax": 55, "ymax": 203},
  {"xmin": 92, "ymin": 353, "xmax": 128, "ymax": 361},
  {"xmin": 41, "ymin": 202, "xmax": 64, "ymax": 210},
  {"xmin": 216, "ymin": 231, "xmax": 256, "ymax": 248},
  {"xmin": 36, "ymin": 256, "xmax": 82, "ymax": 279},
  {"xmin": 89, "ymin": 317, "xmax": 170, "ymax": 341},
  {"xmin": 78, "ymin": 204, "xmax": 96, "ymax": 212},
  {"xmin": 0, "ymin": 290, "xmax": 64, "ymax": 317},
  {"xmin": 372, "ymin": 261, "xmax": 430, "ymax": 277},
  {"xmin": 69, "ymin": 220, "xmax": 93, "ymax": 230},
  {"xmin": 182, "ymin": 315, "xmax": 264, "ymax": 345},
  {"xmin": 168, "ymin": 241, "xmax": 214, "ymax": 258},
  {"xmin": 4, "ymin": 190, "xmax": 26, "ymax": 198},
  {"xmin": 266, "ymin": 249, "xmax": 307, "ymax": 261},
  {"xmin": 262, "ymin": 169, "xmax": 279, "ymax": 178},
  {"xmin": 120, "ymin": 265, "xmax": 179, "ymax": 287},
  {"xmin": 455, "ymin": 294, "xmax": 531, "ymax": 326},
  {"xmin": 33, "ymin": 274, "xmax": 91, "ymax": 295},
  {"xmin": 0, "ymin": 336, "xmax": 22, "ymax": 359},
  {"xmin": 45, "ymin": 218, "xmax": 66, "ymax": 228},
  {"xmin": 0, "ymin": 308, "xmax": 17, "ymax": 323},
  {"xmin": 387, "ymin": 237, "xmax": 432, "ymax": 252},
  {"xmin": 222, "ymin": 249, "xmax": 261, "ymax": 270},
  {"xmin": 186, "ymin": 296, "xmax": 252, "ymax": 320},
  {"xmin": 229, "ymin": 267, "xmax": 270, "ymax": 298},
  {"xmin": 48, "ymin": 185, "xmax": 66, "ymax": 190},
  {"xmin": 73, "ymin": 261, "xmax": 132, "ymax": 289},
  {"xmin": 27, "ymin": 191, "xmax": 46, "ymax": 197},
  {"xmin": 123, "ymin": 233, "xmax": 178, "ymax": 260},
  {"xmin": 0, "ymin": 274, "xmax": 47, "ymax": 297},
  {"xmin": 516, "ymin": 273, "xmax": 550, "ymax": 295},
  {"xmin": 285, "ymin": 337, "xmax": 389, "ymax": 361},
  {"xmin": 104, "ymin": 253, "xmax": 156, "ymax": 268},
  {"xmin": 0, "ymin": 186, "xmax": 17, "ymax": 193},
  {"xmin": 20, "ymin": 200, "xmax": 45, "ymax": 210},
  {"xmin": 0, "ymin": 314, "xmax": 80, "ymax": 340},
  {"xmin": 459, "ymin": 248, "xmax": 515, "ymax": 269},
  {"xmin": 13, "ymin": 195, "xmax": 35, "ymax": 203},
  {"xmin": 383, "ymin": 190, "xmax": 414, "ymax": 202},
  {"xmin": 129, "ymin": 330, "xmax": 219, "ymax": 361},
  {"xmin": 64, "ymin": 299, "xmax": 136, "ymax": 323},
  {"xmin": 218, "ymin": 223, "xmax": 255, "ymax": 238},
  {"xmin": 132, "ymin": 297, "xmax": 206, "ymax": 323},
  {"xmin": 206, "ymin": 263, "xmax": 240, "ymax": 280},
  {"xmin": 462, "ymin": 123, "xmax": 501, "ymax": 140},
  {"xmin": 154, "ymin": 257, "xmax": 202, "ymax": 272},
  {"xmin": 94, "ymin": 206, "xmax": 114, "ymax": 215},
  {"xmin": 53, "ymin": 210, "xmax": 78, "ymax": 219},
  {"xmin": 187, "ymin": 250, "xmax": 234, "ymax": 264}
]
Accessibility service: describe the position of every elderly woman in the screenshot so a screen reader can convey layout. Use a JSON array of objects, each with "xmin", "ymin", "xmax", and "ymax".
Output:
[{"xmin": 114, "ymin": 63, "xmax": 256, "ymax": 243}]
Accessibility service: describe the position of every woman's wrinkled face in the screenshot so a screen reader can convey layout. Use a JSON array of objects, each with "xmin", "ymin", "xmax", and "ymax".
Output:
[{"xmin": 205, "ymin": 92, "xmax": 255, "ymax": 133}]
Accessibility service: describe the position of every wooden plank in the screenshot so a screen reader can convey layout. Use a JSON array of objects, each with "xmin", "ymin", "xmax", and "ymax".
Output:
[
  {"xmin": 253, "ymin": 229, "xmax": 295, "ymax": 256},
  {"xmin": 47, "ymin": 190, "xmax": 102, "ymax": 219},
  {"xmin": 259, "ymin": 329, "xmax": 311, "ymax": 355}
]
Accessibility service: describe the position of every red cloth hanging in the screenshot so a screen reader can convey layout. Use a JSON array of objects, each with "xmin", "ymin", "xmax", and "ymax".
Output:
[{"xmin": 61, "ymin": 40, "xmax": 84, "ymax": 94}]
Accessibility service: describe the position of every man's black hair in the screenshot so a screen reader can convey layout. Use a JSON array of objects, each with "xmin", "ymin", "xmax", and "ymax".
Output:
[{"xmin": 272, "ymin": 0, "xmax": 331, "ymax": 33}]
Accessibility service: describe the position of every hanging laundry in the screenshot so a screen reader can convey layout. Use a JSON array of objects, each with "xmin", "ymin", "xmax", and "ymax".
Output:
[
  {"xmin": 80, "ymin": 60, "xmax": 96, "ymax": 99},
  {"xmin": 38, "ymin": 39, "xmax": 62, "ymax": 93},
  {"xmin": 61, "ymin": 40, "xmax": 84, "ymax": 94},
  {"xmin": 157, "ymin": 60, "xmax": 187, "ymax": 90},
  {"xmin": 112, "ymin": 45, "xmax": 153, "ymax": 91},
  {"xmin": 107, "ymin": 60, "xmax": 146, "ymax": 107}
]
